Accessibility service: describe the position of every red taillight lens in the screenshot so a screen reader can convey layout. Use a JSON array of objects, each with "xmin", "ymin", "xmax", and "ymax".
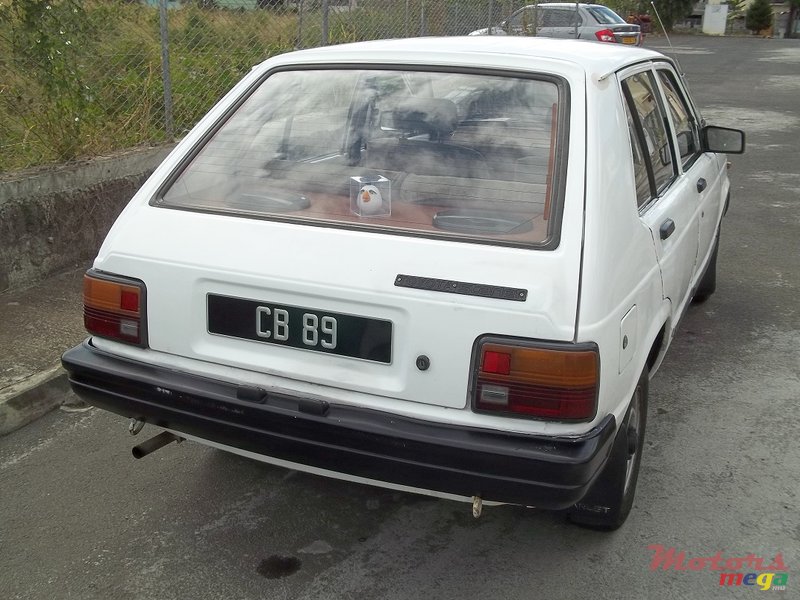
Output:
[
  {"xmin": 482, "ymin": 350, "xmax": 511, "ymax": 375},
  {"xmin": 595, "ymin": 29, "xmax": 616, "ymax": 43},
  {"xmin": 473, "ymin": 339, "xmax": 599, "ymax": 421},
  {"xmin": 83, "ymin": 272, "xmax": 146, "ymax": 346}
]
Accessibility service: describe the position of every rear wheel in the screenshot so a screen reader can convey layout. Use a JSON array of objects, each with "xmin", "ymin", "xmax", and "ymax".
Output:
[{"xmin": 566, "ymin": 368, "xmax": 648, "ymax": 530}]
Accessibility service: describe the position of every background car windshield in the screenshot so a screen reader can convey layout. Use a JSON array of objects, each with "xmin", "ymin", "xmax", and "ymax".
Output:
[
  {"xmin": 587, "ymin": 5, "xmax": 626, "ymax": 23},
  {"xmin": 158, "ymin": 69, "xmax": 564, "ymax": 247}
]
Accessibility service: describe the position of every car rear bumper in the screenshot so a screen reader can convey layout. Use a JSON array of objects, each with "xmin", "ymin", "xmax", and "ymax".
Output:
[{"xmin": 62, "ymin": 340, "xmax": 617, "ymax": 509}]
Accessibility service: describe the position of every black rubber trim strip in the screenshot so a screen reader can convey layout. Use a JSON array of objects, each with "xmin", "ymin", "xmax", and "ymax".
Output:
[
  {"xmin": 394, "ymin": 274, "xmax": 527, "ymax": 302},
  {"xmin": 62, "ymin": 341, "xmax": 616, "ymax": 508}
]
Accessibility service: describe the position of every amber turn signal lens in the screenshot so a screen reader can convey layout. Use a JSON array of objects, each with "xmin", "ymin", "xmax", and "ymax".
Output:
[{"xmin": 474, "ymin": 339, "xmax": 598, "ymax": 421}]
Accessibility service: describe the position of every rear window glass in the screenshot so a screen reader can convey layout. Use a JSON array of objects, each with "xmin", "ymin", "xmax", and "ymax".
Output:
[
  {"xmin": 587, "ymin": 6, "xmax": 625, "ymax": 24},
  {"xmin": 157, "ymin": 69, "xmax": 567, "ymax": 248}
]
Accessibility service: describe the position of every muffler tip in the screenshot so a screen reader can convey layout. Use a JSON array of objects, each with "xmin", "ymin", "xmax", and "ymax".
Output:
[{"xmin": 132, "ymin": 431, "xmax": 183, "ymax": 459}]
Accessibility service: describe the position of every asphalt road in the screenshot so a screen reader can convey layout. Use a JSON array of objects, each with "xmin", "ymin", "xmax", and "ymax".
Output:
[{"xmin": 1, "ymin": 35, "xmax": 798, "ymax": 600}]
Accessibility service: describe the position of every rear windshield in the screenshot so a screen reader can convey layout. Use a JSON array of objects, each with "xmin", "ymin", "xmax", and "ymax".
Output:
[
  {"xmin": 587, "ymin": 6, "xmax": 626, "ymax": 24},
  {"xmin": 157, "ymin": 68, "xmax": 567, "ymax": 248}
]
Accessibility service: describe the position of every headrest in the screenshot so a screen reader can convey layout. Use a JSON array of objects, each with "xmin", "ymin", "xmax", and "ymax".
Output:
[{"xmin": 391, "ymin": 98, "xmax": 458, "ymax": 137}]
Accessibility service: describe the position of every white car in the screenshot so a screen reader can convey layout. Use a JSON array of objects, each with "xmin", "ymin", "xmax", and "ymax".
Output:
[{"xmin": 62, "ymin": 37, "xmax": 744, "ymax": 530}]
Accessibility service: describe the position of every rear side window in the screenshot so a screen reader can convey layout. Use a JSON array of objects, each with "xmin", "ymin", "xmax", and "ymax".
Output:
[
  {"xmin": 625, "ymin": 109, "xmax": 652, "ymax": 209},
  {"xmin": 657, "ymin": 69, "xmax": 701, "ymax": 167},
  {"xmin": 587, "ymin": 6, "xmax": 626, "ymax": 24},
  {"xmin": 622, "ymin": 71, "xmax": 676, "ymax": 198},
  {"xmin": 542, "ymin": 8, "xmax": 581, "ymax": 27},
  {"xmin": 157, "ymin": 69, "xmax": 568, "ymax": 248}
]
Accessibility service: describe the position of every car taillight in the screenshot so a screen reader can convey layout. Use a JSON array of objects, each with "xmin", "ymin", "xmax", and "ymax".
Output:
[
  {"xmin": 83, "ymin": 271, "xmax": 147, "ymax": 346},
  {"xmin": 595, "ymin": 29, "xmax": 616, "ymax": 43},
  {"xmin": 473, "ymin": 338, "xmax": 599, "ymax": 421}
]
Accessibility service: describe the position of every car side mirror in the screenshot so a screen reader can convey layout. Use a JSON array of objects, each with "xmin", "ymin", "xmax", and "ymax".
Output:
[{"xmin": 702, "ymin": 126, "xmax": 745, "ymax": 154}]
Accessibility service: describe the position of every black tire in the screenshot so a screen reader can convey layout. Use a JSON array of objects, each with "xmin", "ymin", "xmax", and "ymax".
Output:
[
  {"xmin": 693, "ymin": 233, "xmax": 719, "ymax": 303},
  {"xmin": 566, "ymin": 368, "xmax": 648, "ymax": 531}
]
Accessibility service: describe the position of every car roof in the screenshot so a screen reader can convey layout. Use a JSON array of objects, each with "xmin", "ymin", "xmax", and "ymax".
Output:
[{"xmin": 264, "ymin": 36, "xmax": 666, "ymax": 77}]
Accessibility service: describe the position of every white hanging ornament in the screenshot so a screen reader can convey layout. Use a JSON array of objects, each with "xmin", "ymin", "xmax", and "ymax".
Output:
[{"xmin": 357, "ymin": 184, "xmax": 383, "ymax": 215}]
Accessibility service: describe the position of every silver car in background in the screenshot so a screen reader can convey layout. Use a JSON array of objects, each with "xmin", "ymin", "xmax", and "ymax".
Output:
[{"xmin": 469, "ymin": 3, "xmax": 643, "ymax": 46}]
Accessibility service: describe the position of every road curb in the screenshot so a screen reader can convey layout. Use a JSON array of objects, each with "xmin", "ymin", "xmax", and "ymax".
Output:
[{"xmin": 0, "ymin": 364, "xmax": 73, "ymax": 437}]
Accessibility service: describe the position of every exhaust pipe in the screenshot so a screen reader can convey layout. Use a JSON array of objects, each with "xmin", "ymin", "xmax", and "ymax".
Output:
[{"xmin": 132, "ymin": 431, "xmax": 184, "ymax": 459}]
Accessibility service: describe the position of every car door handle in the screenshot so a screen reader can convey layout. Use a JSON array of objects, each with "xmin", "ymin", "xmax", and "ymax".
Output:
[
  {"xmin": 696, "ymin": 178, "xmax": 707, "ymax": 193},
  {"xmin": 660, "ymin": 219, "xmax": 676, "ymax": 240}
]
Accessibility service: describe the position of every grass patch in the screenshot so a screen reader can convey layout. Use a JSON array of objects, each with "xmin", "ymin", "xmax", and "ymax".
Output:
[{"xmin": 0, "ymin": 1, "xmax": 299, "ymax": 172}]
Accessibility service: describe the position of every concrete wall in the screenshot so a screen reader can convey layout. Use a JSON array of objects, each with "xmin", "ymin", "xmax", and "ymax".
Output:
[
  {"xmin": 0, "ymin": 145, "xmax": 175, "ymax": 293},
  {"xmin": 703, "ymin": 4, "xmax": 729, "ymax": 35}
]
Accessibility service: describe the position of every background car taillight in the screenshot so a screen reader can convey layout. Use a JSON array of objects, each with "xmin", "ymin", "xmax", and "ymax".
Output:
[
  {"xmin": 595, "ymin": 29, "xmax": 617, "ymax": 43},
  {"xmin": 83, "ymin": 271, "xmax": 147, "ymax": 346},
  {"xmin": 472, "ymin": 337, "xmax": 599, "ymax": 421}
]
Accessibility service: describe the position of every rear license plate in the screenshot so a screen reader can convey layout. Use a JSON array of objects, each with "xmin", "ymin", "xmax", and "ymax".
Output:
[
  {"xmin": 622, "ymin": 36, "xmax": 636, "ymax": 44},
  {"xmin": 207, "ymin": 294, "xmax": 392, "ymax": 363}
]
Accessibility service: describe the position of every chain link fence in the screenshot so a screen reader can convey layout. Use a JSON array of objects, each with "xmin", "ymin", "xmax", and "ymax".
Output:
[{"xmin": 2, "ymin": 0, "xmax": 642, "ymax": 173}]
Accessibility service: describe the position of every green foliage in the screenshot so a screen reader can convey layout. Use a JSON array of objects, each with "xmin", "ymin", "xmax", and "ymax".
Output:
[
  {"xmin": 0, "ymin": 0, "xmax": 96, "ymax": 162},
  {"xmin": 727, "ymin": 0, "xmax": 749, "ymax": 20},
  {"xmin": 643, "ymin": 0, "xmax": 694, "ymax": 31},
  {"xmin": 0, "ymin": 1, "xmax": 298, "ymax": 172},
  {"xmin": 745, "ymin": 0, "xmax": 774, "ymax": 33}
]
